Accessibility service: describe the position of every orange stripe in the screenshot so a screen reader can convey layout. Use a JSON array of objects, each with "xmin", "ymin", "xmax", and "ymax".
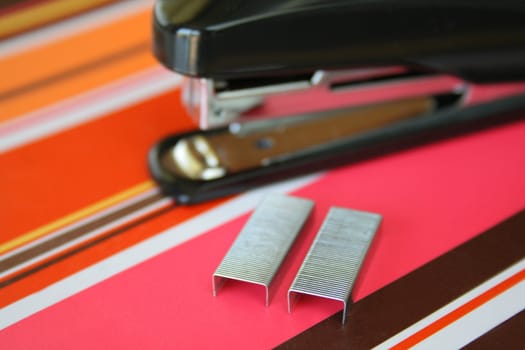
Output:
[
  {"xmin": 0, "ymin": 9, "xmax": 149, "ymax": 94},
  {"xmin": 0, "ymin": 180, "xmax": 155, "ymax": 255},
  {"xmin": 0, "ymin": 8, "xmax": 153, "ymax": 122},
  {"xmin": 391, "ymin": 268, "xmax": 525, "ymax": 349},
  {"xmin": 1, "ymin": 49, "xmax": 157, "ymax": 120},
  {"xmin": 0, "ymin": 196, "xmax": 229, "ymax": 308},
  {"xmin": 0, "ymin": 89, "xmax": 194, "ymax": 246},
  {"xmin": 0, "ymin": 0, "xmax": 116, "ymax": 39}
]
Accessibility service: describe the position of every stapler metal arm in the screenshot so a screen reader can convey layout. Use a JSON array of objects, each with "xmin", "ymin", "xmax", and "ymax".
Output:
[{"xmin": 149, "ymin": 0, "xmax": 525, "ymax": 204}]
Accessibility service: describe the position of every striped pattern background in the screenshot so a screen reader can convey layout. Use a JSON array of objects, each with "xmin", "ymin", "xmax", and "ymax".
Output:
[
  {"xmin": 1, "ymin": 1, "xmax": 524, "ymax": 348},
  {"xmin": 0, "ymin": 0, "xmax": 219, "ymax": 310}
]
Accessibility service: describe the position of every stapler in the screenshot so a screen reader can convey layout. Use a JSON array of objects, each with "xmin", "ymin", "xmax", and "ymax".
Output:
[{"xmin": 148, "ymin": 0, "xmax": 525, "ymax": 204}]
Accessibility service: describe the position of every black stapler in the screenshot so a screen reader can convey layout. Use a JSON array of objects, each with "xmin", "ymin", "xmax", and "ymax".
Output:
[{"xmin": 148, "ymin": 0, "xmax": 525, "ymax": 204}]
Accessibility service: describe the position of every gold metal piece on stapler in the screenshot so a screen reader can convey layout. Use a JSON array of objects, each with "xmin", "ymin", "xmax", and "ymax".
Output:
[{"xmin": 161, "ymin": 96, "xmax": 434, "ymax": 181}]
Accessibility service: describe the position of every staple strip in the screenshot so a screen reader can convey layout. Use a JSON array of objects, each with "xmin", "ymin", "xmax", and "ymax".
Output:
[
  {"xmin": 213, "ymin": 194, "xmax": 314, "ymax": 305},
  {"xmin": 288, "ymin": 207, "xmax": 381, "ymax": 323}
]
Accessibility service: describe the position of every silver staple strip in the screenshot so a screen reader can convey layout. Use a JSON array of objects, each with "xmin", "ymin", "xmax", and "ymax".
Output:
[
  {"xmin": 288, "ymin": 207, "xmax": 381, "ymax": 324},
  {"xmin": 213, "ymin": 194, "xmax": 314, "ymax": 306}
]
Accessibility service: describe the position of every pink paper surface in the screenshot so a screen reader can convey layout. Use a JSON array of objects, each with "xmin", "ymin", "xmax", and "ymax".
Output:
[{"xmin": 2, "ymin": 122, "xmax": 525, "ymax": 348}]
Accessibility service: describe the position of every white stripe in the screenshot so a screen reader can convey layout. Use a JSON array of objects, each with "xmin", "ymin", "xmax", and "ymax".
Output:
[
  {"xmin": 374, "ymin": 258, "xmax": 525, "ymax": 349},
  {"xmin": 414, "ymin": 280, "xmax": 525, "ymax": 350},
  {"xmin": 0, "ymin": 197, "xmax": 173, "ymax": 280},
  {"xmin": 0, "ymin": 173, "xmax": 323, "ymax": 330},
  {"xmin": 0, "ymin": 0, "xmax": 153, "ymax": 58},
  {"xmin": 0, "ymin": 66, "xmax": 181, "ymax": 153}
]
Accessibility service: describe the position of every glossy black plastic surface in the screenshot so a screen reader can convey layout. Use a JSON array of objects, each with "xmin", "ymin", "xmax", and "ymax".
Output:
[{"xmin": 153, "ymin": 0, "xmax": 525, "ymax": 83}]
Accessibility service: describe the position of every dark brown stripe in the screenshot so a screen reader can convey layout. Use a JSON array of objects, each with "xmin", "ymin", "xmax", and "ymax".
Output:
[
  {"xmin": 464, "ymin": 310, "xmax": 525, "ymax": 350},
  {"xmin": 276, "ymin": 209, "xmax": 525, "ymax": 350},
  {"xmin": 0, "ymin": 41, "xmax": 149, "ymax": 101},
  {"xmin": 0, "ymin": 201, "xmax": 174, "ymax": 288},
  {"xmin": 0, "ymin": 192, "xmax": 167, "ymax": 284},
  {"xmin": 0, "ymin": 0, "xmax": 50, "ymax": 15}
]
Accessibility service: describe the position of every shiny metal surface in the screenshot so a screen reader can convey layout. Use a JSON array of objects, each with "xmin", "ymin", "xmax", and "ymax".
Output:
[
  {"xmin": 288, "ymin": 207, "xmax": 381, "ymax": 324},
  {"xmin": 213, "ymin": 194, "xmax": 314, "ymax": 305},
  {"xmin": 162, "ymin": 135, "xmax": 226, "ymax": 180},
  {"xmin": 182, "ymin": 68, "xmax": 464, "ymax": 129},
  {"xmin": 161, "ymin": 96, "xmax": 435, "ymax": 180}
]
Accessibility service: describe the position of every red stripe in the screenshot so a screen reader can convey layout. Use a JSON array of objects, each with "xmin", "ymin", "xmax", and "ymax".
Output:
[{"xmin": 0, "ymin": 88, "xmax": 194, "ymax": 245}]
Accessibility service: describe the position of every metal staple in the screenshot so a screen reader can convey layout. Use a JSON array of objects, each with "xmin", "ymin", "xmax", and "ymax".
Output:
[
  {"xmin": 288, "ymin": 207, "xmax": 381, "ymax": 323},
  {"xmin": 213, "ymin": 193, "xmax": 314, "ymax": 305}
]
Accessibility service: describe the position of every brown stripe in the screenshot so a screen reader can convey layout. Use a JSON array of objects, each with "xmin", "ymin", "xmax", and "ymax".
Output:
[
  {"xmin": 276, "ymin": 209, "xmax": 525, "ymax": 349},
  {"xmin": 464, "ymin": 310, "xmax": 525, "ymax": 350},
  {"xmin": 0, "ymin": 41, "xmax": 149, "ymax": 102},
  {"xmin": 0, "ymin": 192, "xmax": 167, "ymax": 285},
  {"xmin": 0, "ymin": 202, "xmax": 174, "ymax": 289},
  {"xmin": 0, "ymin": 0, "xmax": 49, "ymax": 14}
]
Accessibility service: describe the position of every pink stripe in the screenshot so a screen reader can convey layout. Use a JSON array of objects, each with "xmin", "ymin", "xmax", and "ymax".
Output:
[
  {"xmin": 1, "ymin": 109, "xmax": 524, "ymax": 348},
  {"xmin": 466, "ymin": 82, "xmax": 525, "ymax": 104}
]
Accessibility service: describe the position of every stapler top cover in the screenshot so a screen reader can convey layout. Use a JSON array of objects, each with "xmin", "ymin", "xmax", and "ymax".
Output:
[{"xmin": 153, "ymin": 0, "xmax": 525, "ymax": 83}]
